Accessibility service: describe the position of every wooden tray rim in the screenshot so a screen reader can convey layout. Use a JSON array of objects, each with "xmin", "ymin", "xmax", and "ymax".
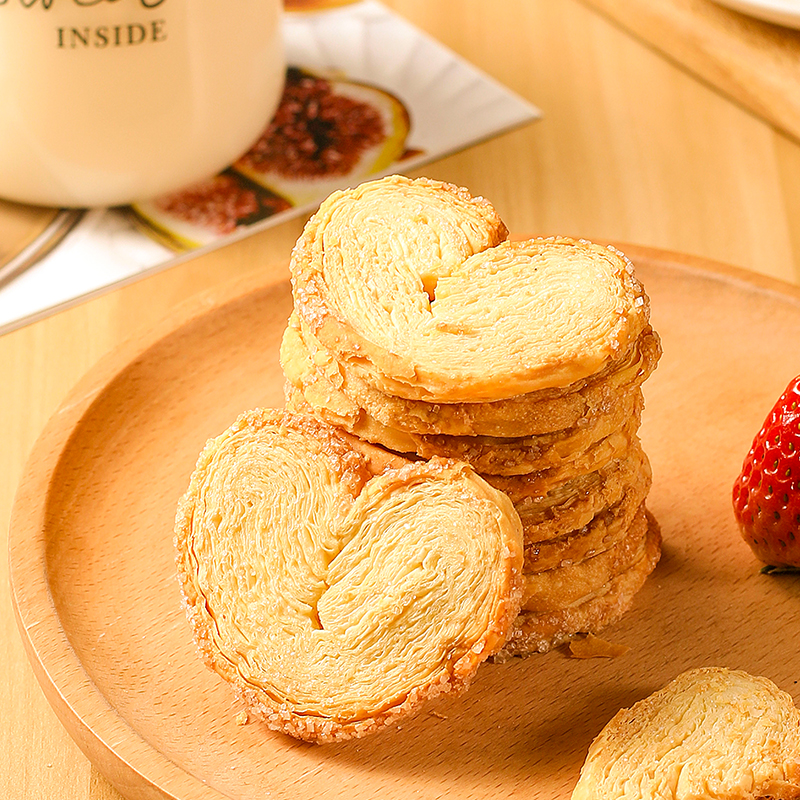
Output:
[{"xmin": 8, "ymin": 243, "xmax": 800, "ymax": 800}]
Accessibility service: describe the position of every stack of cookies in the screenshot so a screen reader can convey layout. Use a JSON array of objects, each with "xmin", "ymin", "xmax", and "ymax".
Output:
[{"xmin": 281, "ymin": 174, "xmax": 662, "ymax": 656}]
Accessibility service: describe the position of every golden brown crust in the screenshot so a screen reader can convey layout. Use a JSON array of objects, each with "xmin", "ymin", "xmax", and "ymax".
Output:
[
  {"xmin": 572, "ymin": 667, "xmax": 800, "ymax": 800},
  {"xmin": 175, "ymin": 408, "xmax": 524, "ymax": 743},
  {"xmin": 499, "ymin": 511, "xmax": 661, "ymax": 656},
  {"xmin": 514, "ymin": 440, "xmax": 651, "ymax": 540},
  {"xmin": 520, "ymin": 506, "xmax": 649, "ymax": 613},
  {"xmin": 483, "ymin": 424, "xmax": 640, "ymax": 503},
  {"xmin": 281, "ymin": 310, "xmax": 662, "ymax": 438},
  {"xmin": 522, "ymin": 481, "xmax": 650, "ymax": 573},
  {"xmin": 289, "ymin": 174, "xmax": 652, "ymax": 402}
]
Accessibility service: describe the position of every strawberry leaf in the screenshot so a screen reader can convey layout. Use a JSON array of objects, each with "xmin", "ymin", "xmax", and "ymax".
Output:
[{"xmin": 760, "ymin": 563, "xmax": 800, "ymax": 575}]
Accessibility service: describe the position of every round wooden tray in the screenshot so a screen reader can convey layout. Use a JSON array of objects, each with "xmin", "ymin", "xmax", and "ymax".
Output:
[{"xmin": 10, "ymin": 244, "xmax": 800, "ymax": 800}]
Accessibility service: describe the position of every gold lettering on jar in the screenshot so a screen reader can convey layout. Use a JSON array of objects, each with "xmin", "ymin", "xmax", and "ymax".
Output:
[
  {"xmin": 0, "ymin": 0, "xmax": 167, "ymax": 7},
  {"xmin": 55, "ymin": 19, "xmax": 166, "ymax": 47}
]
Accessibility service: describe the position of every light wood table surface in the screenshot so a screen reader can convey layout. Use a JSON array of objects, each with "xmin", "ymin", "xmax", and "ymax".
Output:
[{"xmin": 3, "ymin": 0, "xmax": 800, "ymax": 797}]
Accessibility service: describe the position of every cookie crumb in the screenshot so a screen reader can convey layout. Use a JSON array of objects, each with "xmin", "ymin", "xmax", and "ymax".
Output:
[{"xmin": 569, "ymin": 633, "xmax": 630, "ymax": 659}]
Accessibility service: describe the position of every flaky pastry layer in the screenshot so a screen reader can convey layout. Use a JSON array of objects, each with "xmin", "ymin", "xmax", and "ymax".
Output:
[
  {"xmin": 514, "ymin": 440, "xmax": 651, "ymax": 540},
  {"xmin": 175, "ymin": 409, "xmax": 524, "ymax": 743},
  {"xmin": 521, "ymin": 505, "xmax": 649, "ymax": 612},
  {"xmin": 285, "ymin": 370, "xmax": 645, "ymax": 477},
  {"xmin": 281, "ymin": 314, "xmax": 661, "ymax": 437},
  {"xmin": 572, "ymin": 667, "xmax": 800, "ymax": 800},
  {"xmin": 483, "ymin": 423, "xmax": 640, "ymax": 503},
  {"xmin": 523, "ymin": 482, "xmax": 650, "ymax": 574},
  {"xmin": 500, "ymin": 511, "xmax": 661, "ymax": 656},
  {"xmin": 290, "ymin": 175, "xmax": 651, "ymax": 402}
]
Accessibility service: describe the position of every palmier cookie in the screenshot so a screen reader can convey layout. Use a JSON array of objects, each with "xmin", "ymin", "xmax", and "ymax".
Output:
[
  {"xmin": 175, "ymin": 409, "xmax": 523, "ymax": 743},
  {"xmin": 290, "ymin": 174, "xmax": 651, "ymax": 403},
  {"xmin": 286, "ymin": 378, "xmax": 645, "ymax": 477},
  {"xmin": 572, "ymin": 667, "xmax": 800, "ymax": 800},
  {"xmin": 281, "ymin": 313, "xmax": 661, "ymax": 438}
]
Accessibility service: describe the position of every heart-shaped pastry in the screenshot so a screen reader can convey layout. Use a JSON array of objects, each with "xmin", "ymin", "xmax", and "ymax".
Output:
[
  {"xmin": 175, "ymin": 409, "xmax": 524, "ymax": 743},
  {"xmin": 290, "ymin": 175, "xmax": 651, "ymax": 403},
  {"xmin": 572, "ymin": 667, "xmax": 800, "ymax": 800}
]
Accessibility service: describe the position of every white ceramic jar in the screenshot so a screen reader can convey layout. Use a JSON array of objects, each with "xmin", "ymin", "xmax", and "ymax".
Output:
[{"xmin": 0, "ymin": 0, "xmax": 285, "ymax": 208}]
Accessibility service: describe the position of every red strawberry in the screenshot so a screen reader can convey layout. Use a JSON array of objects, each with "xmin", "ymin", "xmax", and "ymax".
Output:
[{"xmin": 732, "ymin": 375, "xmax": 800, "ymax": 570}]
